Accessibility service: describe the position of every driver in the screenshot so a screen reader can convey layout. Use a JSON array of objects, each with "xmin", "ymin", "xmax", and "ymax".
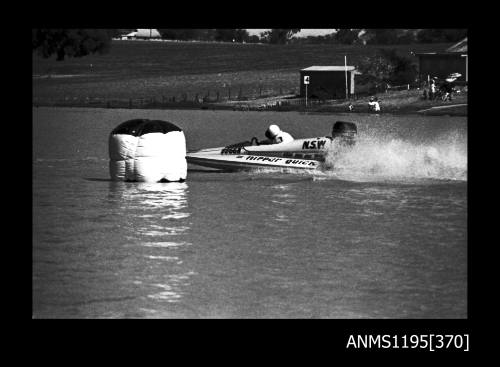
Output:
[{"xmin": 262, "ymin": 124, "xmax": 294, "ymax": 145}]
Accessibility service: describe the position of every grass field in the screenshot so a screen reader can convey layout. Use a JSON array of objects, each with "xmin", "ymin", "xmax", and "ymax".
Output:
[{"xmin": 33, "ymin": 40, "xmax": 454, "ymax": 104}]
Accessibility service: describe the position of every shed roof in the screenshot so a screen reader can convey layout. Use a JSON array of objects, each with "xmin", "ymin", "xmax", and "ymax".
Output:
[
  {"xmin": 301, "ymin": 66, "xmax": 357, "ymax": 72},
  {"xmin": 415, "ymin": 52, "xmax": 467, "ymax": 57},
  {"xmin": 446, "ymin": 37, "xmax": 467, "ymax": 53}
]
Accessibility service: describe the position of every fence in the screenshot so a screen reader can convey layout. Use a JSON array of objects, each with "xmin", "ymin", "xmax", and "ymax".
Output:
[
  {"xmin": 33, "ymin": 85, "xmax": 301, "ymax": 109},
  {"xmin": 33, "ymin": 82, "xmax": 444, "ymax": 111},
  {"xmin": 385, "ymin": 83, "xmax": 411, "ymax": 92}
]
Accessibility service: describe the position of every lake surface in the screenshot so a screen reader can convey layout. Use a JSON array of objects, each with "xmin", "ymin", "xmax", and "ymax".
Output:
[{"xmin": 32, "ymin": 107, "xmax": 467, "ymax": 318}]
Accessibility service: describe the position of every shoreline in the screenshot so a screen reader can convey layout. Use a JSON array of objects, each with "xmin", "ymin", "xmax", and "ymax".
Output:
[
  {"xmin": 33, "ymin": 84, "xmax": 467, "ymax": 117},
  {"xmin": 32, "ymin": 99, "xmax": 467, "ymax": 116}
]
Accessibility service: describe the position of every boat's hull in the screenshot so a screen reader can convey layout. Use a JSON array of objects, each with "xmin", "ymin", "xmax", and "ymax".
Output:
[
  {"xmin": 186, "ymin": 136, "xmax": 335, "ymax": 171},
  {"xmin": 186, "ymin": 150, "xmax": 321, "ymax": 171}
]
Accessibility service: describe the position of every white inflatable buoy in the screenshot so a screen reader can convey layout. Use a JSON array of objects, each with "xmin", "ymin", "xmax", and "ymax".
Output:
[{"xmin": 109, "ymin": 119, "xmax": 187, "ymax": 182}]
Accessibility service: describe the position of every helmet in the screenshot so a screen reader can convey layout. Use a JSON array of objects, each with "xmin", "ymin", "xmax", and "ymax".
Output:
[{"xmin": 265, "ymin": 124, "xmax": 281, "ymax": 139}]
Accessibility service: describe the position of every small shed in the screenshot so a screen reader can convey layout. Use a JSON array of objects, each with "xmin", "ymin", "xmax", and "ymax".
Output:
[
  {"xmin": 300, "ymin": 66, "xmax": 359, "ymax": 100},
  {"xmin": 416, "ymin": 37, "xmax": 467, "ymax": 82}
]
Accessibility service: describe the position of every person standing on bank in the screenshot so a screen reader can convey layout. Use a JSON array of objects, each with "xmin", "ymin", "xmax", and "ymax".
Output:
[
  {"xmin": 368, "ymin": 96, "xmax": 381, "ymax": 112},
  {"xmin": 429, "ymin": 79, "xmax": 436, "ymax": 100}
]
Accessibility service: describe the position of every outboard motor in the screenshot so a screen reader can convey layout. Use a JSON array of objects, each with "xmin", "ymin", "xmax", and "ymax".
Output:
[
  {"xmin": 109, "ymin": 119, "xmax": 187, "ymax": 182},
  {"xmin": 332, "ymin": 121, "xmax": 357, "ymax": 146}
]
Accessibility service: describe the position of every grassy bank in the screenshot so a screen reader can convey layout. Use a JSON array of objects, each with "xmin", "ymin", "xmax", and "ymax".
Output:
[
  {"xmin": 32, "ymin": 89, "xmax": 467, "ymax": 116},
  {"xmin": 213, "ymin": 88, "xmax": 467, "ymax": 115},
  {"xmin": 33, "ymin": 40, "xmax": 456, "ymax": 108},
  {"xmin": 307, "ymin": 88, "xmax": 468, "ymax": 115}
]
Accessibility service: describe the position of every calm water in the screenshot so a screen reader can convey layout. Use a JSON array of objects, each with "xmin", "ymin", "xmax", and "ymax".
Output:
[{"xmin": 32, "ymin": 107, "xmax": 467, "ymax": 318}]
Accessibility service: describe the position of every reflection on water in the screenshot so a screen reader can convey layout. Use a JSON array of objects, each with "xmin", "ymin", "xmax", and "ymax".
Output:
[
  {"xmin": 148, "ymin": 270, "xmax": 197, "ymax": 303},
  {"xmin": 270, "ymin": 184, "xmax": 297, "ymax": 223},
  {"xmin": 142, "ymin": 241, "xmax": 191, "ymax": 248},
  {"xmin": 107, "ymin": 181, "xmax": 196, "ymax": 304}
]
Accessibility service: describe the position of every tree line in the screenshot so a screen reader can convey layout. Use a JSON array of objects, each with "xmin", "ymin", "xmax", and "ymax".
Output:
[
  {"xmin": 290, "ymin": 29, "xmax": 467, "ymax": 45},
  {"xmin": 33, "ymin": 29, "xmax": 467, "ymax": 61},
  {"xmin": 154, "ymin": 29, "xmax": 466, "ymax": 45},
  {"xmin": 156, "ymin": 29, "xmax": 301, "ymax": 44},
  {"xmin": 142, "ymin": 29, "xmax": 467, "ymax": 45}
]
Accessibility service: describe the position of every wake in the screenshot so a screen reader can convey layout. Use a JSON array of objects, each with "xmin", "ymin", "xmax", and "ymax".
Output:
[{"xmin": 319, "ymin": 132, "xmax": 467, "ymax": 183}]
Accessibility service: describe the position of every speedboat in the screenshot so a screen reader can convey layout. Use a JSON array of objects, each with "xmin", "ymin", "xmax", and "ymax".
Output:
[{"xmin": 186, "ymin": 121, "xmax": 357, "ymax": 171}]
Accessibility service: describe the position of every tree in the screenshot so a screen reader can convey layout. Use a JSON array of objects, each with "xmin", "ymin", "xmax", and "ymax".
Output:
[
  {"xmin": 365, "ymin": 29, "xmax": 400, "ymax": 45},
  {"xmin": 416, "ymin": 29, "xmax": 467, "ymax": 43},
  {"xmin": 335, "ymin": 29, "xmax": 359, "ymax": 45},
  {"xmin": 32, "ymin": 29, "xmax": 113, "ymax": 61},
  {"xmin": 214, "ymin": 29, "xmax": 234, "ymax": 42},
  {"xmin": 361, "ymin": 29, "xmax": 420, "ymax": 45},
  {"xmin": 260, "ymin": 29, "xmax": 300, "ymax": 44},
  {"xmin": 197, "ymin": 29, "xmax": 217, "ymax": 41},
  {"xmin": 234, "ymin": 29, "xmax": 250, "ymax": 43},
  {"xmin": 357, "ymin": 48, "xmax": 417, "ymax": 88},
  {"xmin": 213, "ymin": 29, "xmax": 247, "ymax": 42},
  {"xmin": 397, "ymin": 30, "xmax": 417, "ymax": 44},
  {"xmin": 416, "ymin": 29, "xmax": 445, "ymax": 43},
  {"xmin": 443, "ymin": 29, "xmax": 467, "ymax": 42},
  {"xmin": 247, "ymin": 35, "xmax": 261, "ymax": 43},
  {"xmin": 158, "ymin": 29, "xmax": 207, "ymax": 41}
]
